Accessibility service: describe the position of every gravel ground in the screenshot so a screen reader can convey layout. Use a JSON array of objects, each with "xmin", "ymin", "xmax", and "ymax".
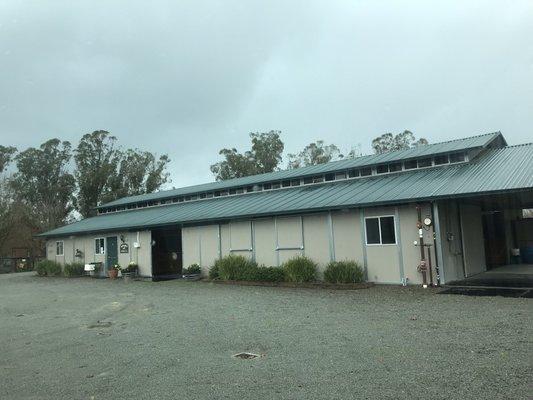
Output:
[{"xmin": 1, "ymin": 272, "xmax": 531, "ymax": 400}]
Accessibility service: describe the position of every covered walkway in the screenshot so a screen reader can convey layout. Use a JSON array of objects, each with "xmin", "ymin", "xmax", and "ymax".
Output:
[{"xmin": 446, "ymin": 264, "xmax": 533, "ymax": 289}]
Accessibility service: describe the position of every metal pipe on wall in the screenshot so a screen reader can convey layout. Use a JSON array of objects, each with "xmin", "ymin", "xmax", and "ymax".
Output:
[{"xmin": 416, "ymin": 205, "xmax": 428, "ymax": 288}]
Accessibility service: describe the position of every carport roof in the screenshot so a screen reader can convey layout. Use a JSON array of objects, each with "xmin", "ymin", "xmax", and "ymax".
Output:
[
  {"xmin": 40, "ymin": 142, "xmax": 533, "ymax": 237},
  {"xmin": 96, "ymin": 131, "xmax": 504, "ymax": 209}
]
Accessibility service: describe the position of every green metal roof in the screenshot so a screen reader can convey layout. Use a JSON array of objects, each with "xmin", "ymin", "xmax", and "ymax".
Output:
[
  {"xmin": 40, "ymin": 142, "xmax": 533, "ymax": 238},
  {"xmin": 97, "ymin": 132, "xmax": 504, "ymax": 209}
]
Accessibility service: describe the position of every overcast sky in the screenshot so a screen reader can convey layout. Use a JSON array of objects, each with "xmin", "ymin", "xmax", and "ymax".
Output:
[{"xmin": 1, "ymin": 0, "xmax": 532, "ymax": 188}]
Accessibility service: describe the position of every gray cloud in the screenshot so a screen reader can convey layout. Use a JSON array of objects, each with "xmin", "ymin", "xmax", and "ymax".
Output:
[{"xmin": 1, "ymin": 0, "xmax": 532, "ymax": 187}]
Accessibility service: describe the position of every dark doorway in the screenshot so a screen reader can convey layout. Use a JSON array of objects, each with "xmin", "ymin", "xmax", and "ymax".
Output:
[
  {"xmin": 151, "ymin": 227, "xmax": 182, "ymax": 280},
  {"xmin": 482, "ymin": 211, "xmax": 507, "ymax": 269},
  {"xmin": 106, "ymin": 236, "xmax": 118, "ymax": 273}
]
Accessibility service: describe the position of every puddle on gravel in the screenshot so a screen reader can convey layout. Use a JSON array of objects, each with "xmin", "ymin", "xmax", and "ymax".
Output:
[
  {"xmin": 232, "ymin": 352, "xmax": 260, "ymax": 360},
  {"xmin": 87, "ymin": 321, "xmax": 112, "ymax": 329}
]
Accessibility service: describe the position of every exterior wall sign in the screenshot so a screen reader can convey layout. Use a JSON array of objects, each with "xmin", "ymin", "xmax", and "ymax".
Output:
[{"xmin": 120, "ymin": 243, "xmax": 129, "ymax": 254}]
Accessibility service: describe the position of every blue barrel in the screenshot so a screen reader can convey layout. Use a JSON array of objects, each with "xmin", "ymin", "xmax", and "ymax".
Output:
[{"xmin": 520, "ymin": 246, "xmax": 533, "ymax": 264}]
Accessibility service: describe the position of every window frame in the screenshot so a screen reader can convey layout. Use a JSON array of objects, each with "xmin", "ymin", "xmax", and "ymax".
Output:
[
  {"xmin": 56, "ymin": 241, "xmax": 64, "ymax": 256},
  {"xmin": 364, "ymin": 215, "xmax": 397, "ymax": 246},
  {"xmin": 95, "ymin": 237, "xmax": 105, "ymax": 255},
  {"xmin": 449, "ymin": 152, "xmax": 466, "ymax": 163},
  {"xmin": 360, "ymin": 167, "xmax": 372, "ymax": 176}
]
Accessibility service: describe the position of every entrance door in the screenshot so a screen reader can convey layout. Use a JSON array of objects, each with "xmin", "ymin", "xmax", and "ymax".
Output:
[
  {"xmin": 482, "ymin": 211, "xmax": 507, "ymax": 269},
  {"xmin": 151, "ymin": 227, "xmax": 182, "ymax": 280},
  {"xmin": 459, "ymin": 204, "xmax": 486, "ymax": 277},
  {"xmin": 106, "ymin": 236, "xmax": 118, "ymax": 272}
]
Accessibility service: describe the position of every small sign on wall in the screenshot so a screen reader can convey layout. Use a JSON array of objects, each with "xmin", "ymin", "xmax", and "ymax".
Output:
[{"xmin": 119, "ymin": 243, "xmax": 129, "ymax": 254}]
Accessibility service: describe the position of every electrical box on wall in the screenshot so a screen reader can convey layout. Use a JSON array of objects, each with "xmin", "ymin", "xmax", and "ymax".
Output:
[{"xmin": 133, "ymin": 242, "xmax": 140, "ymax": 248}]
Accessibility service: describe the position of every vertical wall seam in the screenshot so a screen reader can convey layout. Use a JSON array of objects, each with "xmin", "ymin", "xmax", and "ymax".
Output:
[
  {"xmin": 198, "ymin": 228, "xmax": 202, "ymax": 267},
  {"xmin": 458, "ymin": 204, "xmax": 467, "ymax": 278},
  {"xmin": 394, "ymin": 207, "xmax": 405, "ymax": 284},
  {"xmin": 327, "ymin": 211, "xmax": 335, "ymax": 262},
  {"xmin": 251, "ymin": 221, "xmax": 256, "ymax": 262},
  {"xmin": 228, "ymin": 221, "xmax": 232, "ymax": 251},
  {"xmin": 274, "ymin": 217, "xmax": 280, "ymax": 267},
  {"xmin": 359, "ymin": 209, "xmax": 368, "ymax": 281},
  {"xmin": 300, "ymin": 216, "xmax": 305, "ymax": 254},
  {"xmin": 217, "ymin": 224, "xmax": 222, "ymax": 259}
]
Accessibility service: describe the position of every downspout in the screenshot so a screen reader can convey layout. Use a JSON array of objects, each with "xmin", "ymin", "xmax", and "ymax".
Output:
[
  {"xmin": 457, "ymin": 203, "xmax": 467, "ymax": 279},
  {"xmin": 430, "ymin": 202, "xmax": 441, "ymax": 286},
  {"xmin": 431, "ymin": 202, "xmax": 446, "ymax": 286},
  {"xmin": 416, "ymin": 205, "xmax": 428, "ymax": 288}
]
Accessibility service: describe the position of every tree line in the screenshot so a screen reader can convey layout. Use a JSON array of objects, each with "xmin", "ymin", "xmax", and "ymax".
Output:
[
  {"xmin": 0, "ymin": 131, "xmax": 170, "ymax": 255},
  {"xmin": 0, "ymin": 128, "xmax": 426, "ymax": 256},
  {"xmin": 210, "ymin": 130, "xmax": 427, "ymax": 180}
]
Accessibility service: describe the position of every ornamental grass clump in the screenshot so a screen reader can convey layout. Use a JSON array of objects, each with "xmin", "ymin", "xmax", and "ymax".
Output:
[
  {"xmin": 323, "ymin": 260, "xmax": 364, "ymax": 284},
  {"xmin": 63, "ymin": 263, "xmax": 85, "ymax": 277},
  {"xmin": 35, "ymin": 260, "xmax": 62, "ymax": 276},
  {"xmin": 208, "ymin": 262, "xmax": 220, "ymax": 280},
  {"xmin": 246, "ymin": 266, "xmax": 285, "ymax": 282},
  {"xmin": 216, "ymin": 255, "xmax": 257, "ymax": 281},
  {"xmin": 283, "ymin": 256, "xmax": 317, "ymax": 283}
]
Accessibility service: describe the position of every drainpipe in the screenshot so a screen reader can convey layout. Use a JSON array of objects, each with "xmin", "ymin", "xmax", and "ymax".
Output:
[
  {"xmin": 416, "ymin": 205, "xmax": 428, "ymax": 288},
  {"xmin": 430, "ymin": 202, "xmax": 441, "ymax": 286}
]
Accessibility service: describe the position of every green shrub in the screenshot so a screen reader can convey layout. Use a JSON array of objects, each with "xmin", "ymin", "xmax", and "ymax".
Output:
[
  {"xmin": 46, "ymin": 261, "xmax": 62, "ymax": 276},
  {"xmin": 35, "ymin": 260, "xmax": 62, "ymax": 277},
  {"xmin": 216, "ymin": 255, "xmax": 257, "ymax": 281},
  {"xmin": 183, "ymin": 263, "xmax": 201, "ymax": 275},
  {"xmin": 247, "ymin": 266, "xmax": 285, "ymax": 282},
  {"xmin": 208, "ymin": 262, "xmax": 220, "ymax": 280},
  {"xmin": 63, "ymin": 263, "xmax": 85, "ymax": 277},
  {"xmin": 283, "ymin": 256, "xmax": 317, "ymax": 283},
  {"xmin": 324, "ymin": 260, "xmax": 364, "ymax": 284},
  {"xmin": 35, "ymin": 260, "xmax": 50, "ymax": 276}
]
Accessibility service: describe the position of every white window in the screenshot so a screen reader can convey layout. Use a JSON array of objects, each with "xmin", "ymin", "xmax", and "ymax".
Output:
[
  {"xmin": 56, "ymin": 241, "xmax": 64, "ymax": 256},
  {"xmin": 95, "ymin": 238, "xmax": 105, "ymax": 255},
  {"xmin": 365, "ymin": 216, "xmax": 396, "ymax": 245}
]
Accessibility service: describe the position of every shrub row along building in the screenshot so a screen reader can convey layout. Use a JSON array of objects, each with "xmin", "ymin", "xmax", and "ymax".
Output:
[{"xmin": 40, "ymin": 132, "xmax": 533, "ymax": 285}]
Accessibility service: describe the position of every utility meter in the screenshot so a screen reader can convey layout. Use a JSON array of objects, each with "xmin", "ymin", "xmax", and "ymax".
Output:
[{"xmin": 423, "ymin": 217, "xmax": 432, "ymax": 226}]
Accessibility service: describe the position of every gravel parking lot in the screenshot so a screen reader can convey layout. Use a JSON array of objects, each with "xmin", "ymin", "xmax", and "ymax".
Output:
[{"xmin": 1, "ymin": 272, "xmax": 531, "ymax": 400}]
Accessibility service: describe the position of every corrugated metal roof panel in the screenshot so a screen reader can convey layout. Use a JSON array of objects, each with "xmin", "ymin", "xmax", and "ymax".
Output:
[
  {"xmin": 40, "ymin": 142, "xmax": 532, "ymax": 237},
  {"xmin": 98, "ymin": 132, "xmax": 503, "ymax": 208}
]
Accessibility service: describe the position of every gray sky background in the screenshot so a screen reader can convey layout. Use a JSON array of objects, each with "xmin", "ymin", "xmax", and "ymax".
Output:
[{"xmin": 1, "ymin": 0, "xmax": 532, "ymax": 188}]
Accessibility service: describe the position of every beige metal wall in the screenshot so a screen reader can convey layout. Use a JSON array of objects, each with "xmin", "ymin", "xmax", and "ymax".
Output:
[
  {"xmin": 182, "ymin": 227, "xmax": 200, "ymax": 270},
  {"xmin": 182, "ymin": 225, "xmax": 220, "ymax": 275},
  {"xmin": 276, "ymin": 216, "xmax": 304, "ymax": 264},
  {"xmin": 181, "ymin": 205, "xmax": 432, "ymax": 284},
  {"xmin": 253, "ymin": 218, "xmax": 277, "ymax": 266},
  {"xmin": 46, "ymin": 230, "xmax": 152, "ymax": 277},
  {"xmin": 302, "ymin": 214, "xmax": 330, "ymax": 274},
  {"xmin": 331, "ymin": 210, "xmax": 363, "ymax": 263}
]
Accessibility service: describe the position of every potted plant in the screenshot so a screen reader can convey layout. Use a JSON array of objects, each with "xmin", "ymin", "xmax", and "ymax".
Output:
[
  {"xmin": 182, "ymin": 263, "xmax": 202, "ymax": 280},
  {"xmin": 122, "ymin": 262, "xmax": 138, "ymax": 282},
  {"xmin": 108, "ymin": 264, "xmax": 120, "ymax": 279}
]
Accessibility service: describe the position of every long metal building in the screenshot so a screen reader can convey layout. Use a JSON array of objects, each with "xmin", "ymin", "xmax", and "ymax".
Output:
[{"xmin": 39, "ymin": 132, "xmax": 533, "ymax": 285}]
